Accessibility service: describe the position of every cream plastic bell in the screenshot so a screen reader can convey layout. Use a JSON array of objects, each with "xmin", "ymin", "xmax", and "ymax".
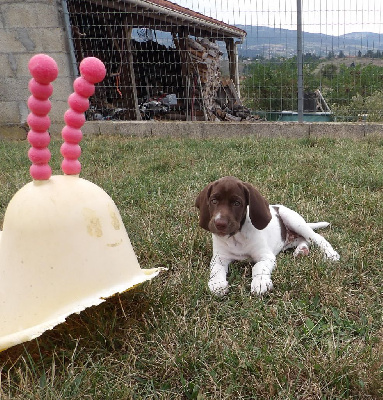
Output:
[
  {"xmin": 0, "ymin": 55, "xmax": 164, "ymax": 351},
  {"xmin": 0, "ymin": 176, "xmax": 162, "ymax": 351}
]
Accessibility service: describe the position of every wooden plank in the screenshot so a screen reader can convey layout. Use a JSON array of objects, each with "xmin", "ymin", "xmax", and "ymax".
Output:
[{"xmin": 123, "ymin": 24, "xmax": 142, "ymax": 120}]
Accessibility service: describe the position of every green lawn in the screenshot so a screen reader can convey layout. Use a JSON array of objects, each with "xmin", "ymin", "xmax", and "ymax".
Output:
[{"xmin": 0, "ymin": 134, "xmax": 382, "ymax": 399}]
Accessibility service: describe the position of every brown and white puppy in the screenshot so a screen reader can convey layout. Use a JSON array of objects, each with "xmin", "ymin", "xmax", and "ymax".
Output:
[{"xmin": 195, "ymin": 176, "xmax": 340, "ymax": 296}]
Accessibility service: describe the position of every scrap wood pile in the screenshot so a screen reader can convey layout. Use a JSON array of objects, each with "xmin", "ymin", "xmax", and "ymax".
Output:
[
  {"xmin": 185, "ymin": 37, "xmax": 221, "ymax": 120},
  {"xmin": 134, "ymin": 36, "xmax": 259, "ymax": 122},
  {"xmin": 185, "ymin": 37, "xmax": 261, "ymax": 122}
]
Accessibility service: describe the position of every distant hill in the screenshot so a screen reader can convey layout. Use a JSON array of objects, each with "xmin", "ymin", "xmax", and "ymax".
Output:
[{"xmin": 236, "ymin": 25, "xmax": 383, "ymax": 58}]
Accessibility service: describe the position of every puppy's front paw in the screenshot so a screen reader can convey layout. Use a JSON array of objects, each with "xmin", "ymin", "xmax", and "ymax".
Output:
[
  {"xmin": 317, "ymin": 238, "xmax": 340, "ymax": 261},
  {"xmin": 208, "ymin": 278, "xmax": 229, "ymax": 296},
  {"xmin": 251, "ymin": 276, "xmax": 273, "ymax": 296},
  {"xmin": 326, "ymin": 249, "xmax": 340, "ymax": 261}
]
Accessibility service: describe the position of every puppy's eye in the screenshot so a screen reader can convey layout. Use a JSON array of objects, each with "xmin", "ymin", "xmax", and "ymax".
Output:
[
  {"xmin": 233, "ymin": 200, "xmax": 241, "ymax": 207},
  {"xmin": 210, "ymin": 199, "xmax": 218, "ymax": 205}
]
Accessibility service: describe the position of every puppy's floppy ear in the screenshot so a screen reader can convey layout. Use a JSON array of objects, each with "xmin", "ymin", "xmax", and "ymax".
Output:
[
  {"xmin": 242, "ymin": 182, "xmax": 272, "ymax": 230},
  {"xmin": 195, "ymin": 182, "xmax": 214, "ymax": 231}
]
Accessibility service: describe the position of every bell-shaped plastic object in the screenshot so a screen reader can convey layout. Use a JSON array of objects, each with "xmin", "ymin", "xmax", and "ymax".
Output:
[
  {"xmin": 0, "ymin": 176, "xmax": 162, "ymax": 351},
  {"xmin": 0, "ymin": 55, "xmax": 164, "ymax": 351}
]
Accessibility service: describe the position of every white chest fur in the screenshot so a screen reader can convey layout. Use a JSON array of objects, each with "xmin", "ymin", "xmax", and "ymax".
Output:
[{"xmin": 212, "ymin": 207, "xmax": 286, "ymax": 263}]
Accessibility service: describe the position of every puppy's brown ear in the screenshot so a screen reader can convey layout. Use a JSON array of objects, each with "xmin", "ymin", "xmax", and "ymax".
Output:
[
  {"xmin": 243, "ymin": 182, "xmax": 272, "ymax": 230},
  {"xmin": 195, "ymin": 183, "xmax": 213, "ymax": 231}
]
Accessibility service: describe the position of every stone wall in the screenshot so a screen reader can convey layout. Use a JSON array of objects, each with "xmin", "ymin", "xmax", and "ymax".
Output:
[{"xmin": 0, "ymin": 0, "xmax": 73, "ymax": 139}]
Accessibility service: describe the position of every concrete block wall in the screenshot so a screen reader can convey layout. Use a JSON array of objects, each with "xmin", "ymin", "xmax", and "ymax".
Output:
[
  {"xmin": 82, "ymin": 120, "xmax": 383, "ymax": 139},
  {"xmin": 0, "ymin": 0, "xmax": 73, "ymax": 139}
]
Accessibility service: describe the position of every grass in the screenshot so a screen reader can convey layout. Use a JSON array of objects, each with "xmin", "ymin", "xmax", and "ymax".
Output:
[{"xmin": 0, "ymin": 133, "xmax": 382, "ymax": 399}]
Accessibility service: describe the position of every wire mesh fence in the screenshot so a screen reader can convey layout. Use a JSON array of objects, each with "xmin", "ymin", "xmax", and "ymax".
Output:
[{"xmin": 64, "ymin": 0, "xmax": 383, "ymax": 122}]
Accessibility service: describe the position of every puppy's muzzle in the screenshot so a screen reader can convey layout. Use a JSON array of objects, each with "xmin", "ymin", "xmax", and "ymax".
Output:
[{"xmin": 209, "ymin": 214, "xmax": 238, "ymax": 236}]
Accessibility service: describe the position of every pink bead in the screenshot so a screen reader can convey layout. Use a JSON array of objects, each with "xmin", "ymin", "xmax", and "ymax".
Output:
[
  {"xmin": 79, "ymin": 57, "xmax": 106, "ymax": 84},
  {"xmin": 61, "ymin": 159, "xmax": 81, "ymax": 175},
  {"xmin": 61, "ymin": 125, "xmax": 83, "ymax": 143},
  {"xmin": 73, "ymin": 77, "xmax": 95, "ymax": 97},
  {"xmin": 28, "ymin": 54, "xmax": 59, "ymax": 84},
  {"xmin": 28, "ymin": 147, "xmax": 51, "ymax": 164},
  {"xmin": 30, "ymin": 164, "xmax": 52, "ymax": 181},
  {"xmin": 64, "ymin": 109, "xmax": 86, "ymax": 129},
  {"xmin": 60, "ymin": 142, "xmax": 81, "ymax": 160},
  {"xmin": 28, "ymin": 79, "xmax": 53, "ymax": 100},
  {"xmin": 28, "ymin": 130, "xmax": 50, "ymax": 148},
  {"xmin": 27, "ymin": 96, "xmax": 51, "ymax": 116},
  {"xmin": 27, "ymin": 114, "xmax": 51, "ymax": 132},
  {"xmin": 68, "ymin": 92, "xmax": 89, "ymax": 113}
]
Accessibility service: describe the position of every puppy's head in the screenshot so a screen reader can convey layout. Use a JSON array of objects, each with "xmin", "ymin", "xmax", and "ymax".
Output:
[{"xmin": 195, "ymin": 176, "xmax": 272, "ymax": 236}]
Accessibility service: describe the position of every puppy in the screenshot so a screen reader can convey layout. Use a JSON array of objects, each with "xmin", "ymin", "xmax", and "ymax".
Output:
[{"xmin": 195, "ymin": 176, "xmax": 340, "ymax": 296}]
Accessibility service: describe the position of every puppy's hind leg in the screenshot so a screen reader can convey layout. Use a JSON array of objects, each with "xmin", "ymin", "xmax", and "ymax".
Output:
[{"xmin": 278, "ymin": 206, "xmax": 340, "ymax": 261}]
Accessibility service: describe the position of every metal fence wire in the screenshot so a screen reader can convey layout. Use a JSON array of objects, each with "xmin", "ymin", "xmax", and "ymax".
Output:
[{"xmin": 63, "ymin": 0, "xmax": 383, "ymax": 122}]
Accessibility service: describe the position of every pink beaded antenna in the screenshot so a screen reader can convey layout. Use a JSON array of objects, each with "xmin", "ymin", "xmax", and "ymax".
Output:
[
  {"xmin": 61, "ymin": 57, "xmax": 106, "ymax": 175},
  {"xmin": 27, "ymin": 54, "xmax": 58, "ymax": 180},
  {"xmin": 27, "ymin": 54, "xmax": 106, "ymax": 179}
]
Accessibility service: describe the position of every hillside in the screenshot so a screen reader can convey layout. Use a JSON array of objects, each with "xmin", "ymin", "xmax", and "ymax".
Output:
[{"xmin": 237, "ymin": 25, "xmax": 383, "ymax": 58}]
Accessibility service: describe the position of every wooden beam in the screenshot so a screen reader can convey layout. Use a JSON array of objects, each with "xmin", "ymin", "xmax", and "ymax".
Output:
[
  {"xmin": 172, "ymin": 31, "xmax": 192, "ymax": 120},
  {"xmin": 106, "ymin": 23, "xmax": 141, "ymax": 119},
  {"xmin": 124, "ymin": 24, "xmax": 142, "ymax": 120},
  {"xmin": 225, "ymin": 38, "xmax": 240, "ymax": 98}
]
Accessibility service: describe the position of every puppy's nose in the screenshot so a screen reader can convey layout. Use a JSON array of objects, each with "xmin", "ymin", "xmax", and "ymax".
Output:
[{"xmin": 215, "ymin": 217, "xmax": 228, "ymax": 231}]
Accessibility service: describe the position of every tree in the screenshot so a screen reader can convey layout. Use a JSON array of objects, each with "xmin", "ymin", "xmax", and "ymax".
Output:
[
  {"xmin": 304, "ymin": 52, "xmax": 319, "ymax": 62},
  {"xmin": 320, "ymin": 63, "xmax": 337, "ymax": 79},
  {"xmin": 365, "ymin": 50, "xmax": 375, "ymax": 58}
]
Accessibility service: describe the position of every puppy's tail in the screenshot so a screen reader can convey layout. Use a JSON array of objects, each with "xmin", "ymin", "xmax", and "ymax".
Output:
[{"xmin": 308, "ymin": 221, "xmax": 330, "ymax": 230}]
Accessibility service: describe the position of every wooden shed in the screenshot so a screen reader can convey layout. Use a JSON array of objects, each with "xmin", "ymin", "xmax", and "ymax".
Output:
[{"xmin": 65, "ymin": 0, "xmax": 247, "ymax": 121}]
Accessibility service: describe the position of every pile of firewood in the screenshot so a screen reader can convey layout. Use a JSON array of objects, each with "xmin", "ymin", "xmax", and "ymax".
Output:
[
  {"xmin": 186, "ymin": 38, "xmax": 261, "ymax": 121},
  {"xmin": 186, "ymin": 37, "xmax": 223, "ymax": 119}
]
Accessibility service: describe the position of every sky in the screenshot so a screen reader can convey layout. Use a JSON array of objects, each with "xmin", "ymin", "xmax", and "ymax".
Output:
[{"xmin": 174, "ymin": 0, "xmax": 383, "ymax": 35}]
